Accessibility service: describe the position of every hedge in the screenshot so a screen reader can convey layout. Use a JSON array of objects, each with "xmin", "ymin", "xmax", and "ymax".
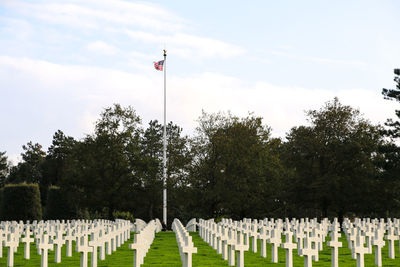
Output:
[
  {"xmin": 2, "ymin": 183, "xmax": 42, "ymax": 221},
  {"xmin": 44, "ymin": 186, "xmax": 74, "ymax": 220}
]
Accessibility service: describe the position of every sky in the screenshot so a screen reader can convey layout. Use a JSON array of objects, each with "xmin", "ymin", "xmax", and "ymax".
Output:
[{"xmin": 1, "ymin": 0, "xmax": 399, "ymax": 164}]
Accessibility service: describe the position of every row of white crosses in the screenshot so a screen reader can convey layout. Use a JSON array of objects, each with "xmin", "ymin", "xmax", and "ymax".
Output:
[
  {"xmin": 199, "ymin": 217, "xmax": 359, "ymax": 267},
  {"xmin": 341, "ymin": 217, "xmax": 400, "ymax": 267},
  {"xmin": 0, "ymin": 219, "xmax": 133, "ymax": 267},
  {"xmin": 172, "ymin": 218, "xmax": 198, "ymax": 267},
  {"xmin": 198, "ymin": 218, "xmax": 251, "ymax": 267},
  {"xmin": 129, "ymin": 219, "xmax": 162, "ymax": 267}
]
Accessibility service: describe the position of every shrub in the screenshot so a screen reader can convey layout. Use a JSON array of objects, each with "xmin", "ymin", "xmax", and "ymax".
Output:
[
  {"xmin": 44, "ymin": 186, "xmax": 75, "ymax": 220},
  {"xmin": 113, "ymin": 210, "xmax": 134, "ymax": 222},
  {"xmin": 2, "ymin": 183, "xmax": 42, "ymax": 221}
]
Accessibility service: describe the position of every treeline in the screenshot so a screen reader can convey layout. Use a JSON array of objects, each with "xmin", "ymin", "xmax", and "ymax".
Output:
[{"xmin": 0, "ymin": 70, "xmax": 399, "ymax": 223}]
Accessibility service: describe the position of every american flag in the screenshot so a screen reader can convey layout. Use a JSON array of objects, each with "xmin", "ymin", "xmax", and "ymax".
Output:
[{"xmin": 154, "ymin": 60, "xmax": 164, "ymax": 71}]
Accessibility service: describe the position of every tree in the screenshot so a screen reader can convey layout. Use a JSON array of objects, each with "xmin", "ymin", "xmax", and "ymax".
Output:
[
  {"xmin": 60, "ymin": 104, "xmax": 143, "ymax": 218},
  {"xmin": 136, "ymin": 120, "xmax": 192, "ymax": 221},
  {"xmin": 0, "ymin": 151, "xmax": 8, "ymax": 186},
  {"xmin": 8, "ymin": 142, "xmax": 46, "ymax": 185},
  {"xmin": 283, "ymin": 98, "xmax": 383, "ymax": 219},
  {"xmin": 190, "ymin": 111, "xmax": 284, "ymax": 219},
  {"xmin": 378, "ymin": 68, "xmax": 400, "ymax": 216},
  {"xmin": 45, "ymin": 130, "xmax": 77, "ymax": 183},
  {"xmin": 382, "ymin": 68, "xmax": 400, "ymax": 138}
]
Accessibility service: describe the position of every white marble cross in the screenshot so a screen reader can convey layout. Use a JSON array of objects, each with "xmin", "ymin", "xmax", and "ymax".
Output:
[
  {"xmin": 258, "ymin": 226, "xmax": 269, "ymax": 258},
  {"xmin": 372, "ymin": 229, "xmax": 385, "ymax": 267},
  {"xmin": 227, "ymin": 229, "xmax": 236, "ymax": 266},
  {"xmin": 0, "ymin": 229, "xmax": 6, "ymax": 258},
  {"xmin": 269, "ymin": 229, "xmax": 282, "ymax": 263},
  {"xmin": 300, "ymin": 236, "xmax": 318, "ymax": 267},
  {"xmin": 5, "ymin": 233, "xmax": 19, "ymax": 267},
  {"xmin": 354, "ymin": 233, "xmax": 369, "ymax": 267},
  {"xmin": 20, "ymin": 227, "xmax": 34, "ymax": 259},
  {"xmin": 249, "ymin": 223, "xmax": 258, "ymax": 253},
  {"xmin": 234, "ymin": 231, "xmax": 248, "ymax": 267},
  {"xmin": 296, "ymin": 227, "xmax": 306, "ymax": 256},
  {"xmin": 221, "ymin": 227, "xmax": 229, "ymax": 261},
  {"xmin": 281, "ymin": 231, "xmax": 296, "ymax": 267},
  {"xmin": 89, "ymin": 231, "xmax": 102, "ymax": 267},
  {"xmin": 182, "ymin": 235, "xmax": 198, "ymax": 267},
  {"xmin": 364, "ymin": 227, "xmax": 374, "ymax": 254},
  {"xmin": 327, "ymin": 230, "xmax": 342, "ymax": 267},
  {"xmin": 53, "ymin": 230, "xmax": 65, "ymax": 263},
  {"xmin": 215, "ymin": 225, "xmax": 222, "ymax": 254},
  {"xmin": 38, "ymin": 234, "xmax": 54, "ymax": 267},
  {"xmin": 385, "ymin": 227, "xmax": 398, "ymax": 259},
  {"xmin": 64, "ymin": 228, "xmax": 75, "ymax": 257},
  {"xmin": 78, "ymin": 234, "xmax": 93, "ymax": 267}
]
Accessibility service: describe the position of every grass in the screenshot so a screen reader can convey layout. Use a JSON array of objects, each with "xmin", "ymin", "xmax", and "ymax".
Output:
[
  {"xmin": 0, "ymin": 232, "xmax": 135, "ymax": 267},
  {"xmin": 142, "ymin": 232, "xmax": 181, "ymax": 267},
  {"xmin": 3, "ymin": 231, "xmax": 400, "ymax": 266},
  {"xmin": 190, "ymin": 231, "xmax": 400, "ymax": 266}
]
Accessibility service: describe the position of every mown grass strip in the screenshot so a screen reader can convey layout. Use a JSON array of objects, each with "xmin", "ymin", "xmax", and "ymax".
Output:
[
  {"xmin": 142, "ymin": 231, "xmax": 181, "ymax": 267},
  {"xmin": 4, "ymin": 230, "xmax": 400, "ymax": 266},
  {"xmin": 190, "ymin": 232, "xmax": 229, "ymax": 267},
  {"xmin": 244, "ymin": 233, "xmax": 400, "ymax": 266},
  {"xmin": 0, "ymin": 232, "xmax": 135, "ymax": 267}
]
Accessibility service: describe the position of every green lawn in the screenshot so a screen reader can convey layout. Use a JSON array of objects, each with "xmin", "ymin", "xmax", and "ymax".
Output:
[
  {"xmin": 2, "ymin": 231, "xmax": 400, "ymax": 266},
  {"xmin": 0, "ymin": 232, "xmax": 135, "ymax": 267},
  {"xmin": 142, "ymin": 232, "xmax": 181, "ymax": 267}
]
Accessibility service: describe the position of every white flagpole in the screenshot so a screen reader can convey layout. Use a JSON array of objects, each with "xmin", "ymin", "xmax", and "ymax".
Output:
[{"xmin": 162, "ymin": 49, "xmax": 167, "ymax": 226}]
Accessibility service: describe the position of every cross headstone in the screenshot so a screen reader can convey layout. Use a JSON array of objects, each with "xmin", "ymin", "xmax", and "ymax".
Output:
[
  {"xmin": 327, "ymin": 231, "xmax": 342, "ymax": 267},
  {"xmin": 89, "ymin": 231, "xmax": 102, "ymax": 267},
  {"xmin": 182, "ymin": 235, "xmax": 198, "ymax": 267},
  {"xmin": 53, "ymin": 230, "xmax": 65, "ymax": 263},
  {"xmin": 233, "ymin": 231, "xmax": 248, "ymax": 267},
  {"xmin": 5, "ymin": 233, "xmax": 19, "ymax": 267},
  {"xmin": 372, "ymin": 229, "xmax": 385, "ymax": 267},
  {"xmin": 354, "ymin": 233, "xmax": 369, "ymax": 267},
  {"xmin": 300, "ymin": 236, "xmax": 318, "ymax": 267},
  {"xmin": 227, "ymin": 229, "xmax": 236, "ymax": 266},
  {"xmin": 64, "ymin": 228, "xmax": 75, "ymax": 257},
  {"xmin": 0, "ymin": 229, "xmax": 7, "ymax": 258},
  {"xmin": 386, "ymin": 227, "xmax": 398, "ymax": 259},
  {"xmin": 38, "ymin": 234, "xmax": 54, "ymax": 267},
  {"xmin": 281, "ymin": 231, "xmax": 296, "ymax": 267},
  {"xmin": 20, "ymin": 227, "xmax": 34, "ymax": 259},
  {"xmin": 258, "ymin": 226, "xmax": 269, "ymax": 258},
  {"xmin": 269, "ymin": 228, "xmax": 282, "ymax": 263},
  {"xmin": 78, "ymin": 234, "xmax": 93, "ymax": 267}
]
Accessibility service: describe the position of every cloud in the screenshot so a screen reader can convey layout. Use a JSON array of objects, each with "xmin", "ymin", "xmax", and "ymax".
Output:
[
  {"xmin": 2, "ymin": 0, "xmax": 244, "ymax": 61},
  {"xmin": 3, "ymin": 0, "xmax": 185, "ymax": 32},
  {"xmin": 2, "ymin": 56, "xmax": 395, "ymax": 132},
  {"xmin": 87, "ymin": 41, "xmax": 118, "ymax": 55},
  {"xmin": 125, "ymin": 31, "xmax": 246, "ymax": 59},
  {"xmin": 270, "ymin": 50, "xmax": 367, "ymax": 67}
]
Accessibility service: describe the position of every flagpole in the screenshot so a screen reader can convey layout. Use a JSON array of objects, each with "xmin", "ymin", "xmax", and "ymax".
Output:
[{"xmin": 162, "ymin": 49, "xmax": 167, "ymax": 226}]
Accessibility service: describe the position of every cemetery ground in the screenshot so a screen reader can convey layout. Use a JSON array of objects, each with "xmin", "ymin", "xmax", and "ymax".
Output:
[{"xmin": 4, "ymin": 230, "xmax": 400, "ymax": 266}]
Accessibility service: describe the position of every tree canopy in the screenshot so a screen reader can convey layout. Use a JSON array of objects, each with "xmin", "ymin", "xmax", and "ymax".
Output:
[{"xmin": 2, "ymin": 80, "xmax": 399, "ymax": 222}]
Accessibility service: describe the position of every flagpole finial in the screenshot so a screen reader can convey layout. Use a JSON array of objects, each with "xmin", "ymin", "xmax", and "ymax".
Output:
[{"xmin": 163, "ymin": 49, "xmax": 167, "ymax": 56}]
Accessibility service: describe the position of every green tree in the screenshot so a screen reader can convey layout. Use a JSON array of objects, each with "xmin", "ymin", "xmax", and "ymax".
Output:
[
  {"xmin": 378, "ymin": 68, "xmax": 400, "ymax": 216},
  {"xmin": 382, "ymin": 68, "xmax": 400, "ymax": 138},
  {"xmin": 44, "ymin": 130, "xmax": 77, "ymax": 185},
  {"xmin": 61, "ymin": 104, "xmax": 142, "ymax": 218},
  {"xmin": 0, "ymin": 151, "xmax": 8, "ymax": 187},
  {"xmin": 8, "ymin": 142, "xmax": 46, "ymax": 185},
  {"xmin": 136, "ymin": 120, "xmax": 192, "ymax": 221},
  {"xmin": 283, "ymin": 98, "xmax": 383, "ymax": 219},
  {"xmin": 190, "ymin": 111, "xmax": 284, "ymax": 219}
]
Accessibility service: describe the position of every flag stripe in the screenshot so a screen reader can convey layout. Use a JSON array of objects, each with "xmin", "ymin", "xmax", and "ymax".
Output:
[{"xmin": 154, "ymin": 60, "xmax": 164, "ymax": 71}]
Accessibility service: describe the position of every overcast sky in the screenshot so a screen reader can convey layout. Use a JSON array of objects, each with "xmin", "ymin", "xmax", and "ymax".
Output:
[{"xmin": 1, "ymin": 0, "xmax": 399, "ymax": 163}]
